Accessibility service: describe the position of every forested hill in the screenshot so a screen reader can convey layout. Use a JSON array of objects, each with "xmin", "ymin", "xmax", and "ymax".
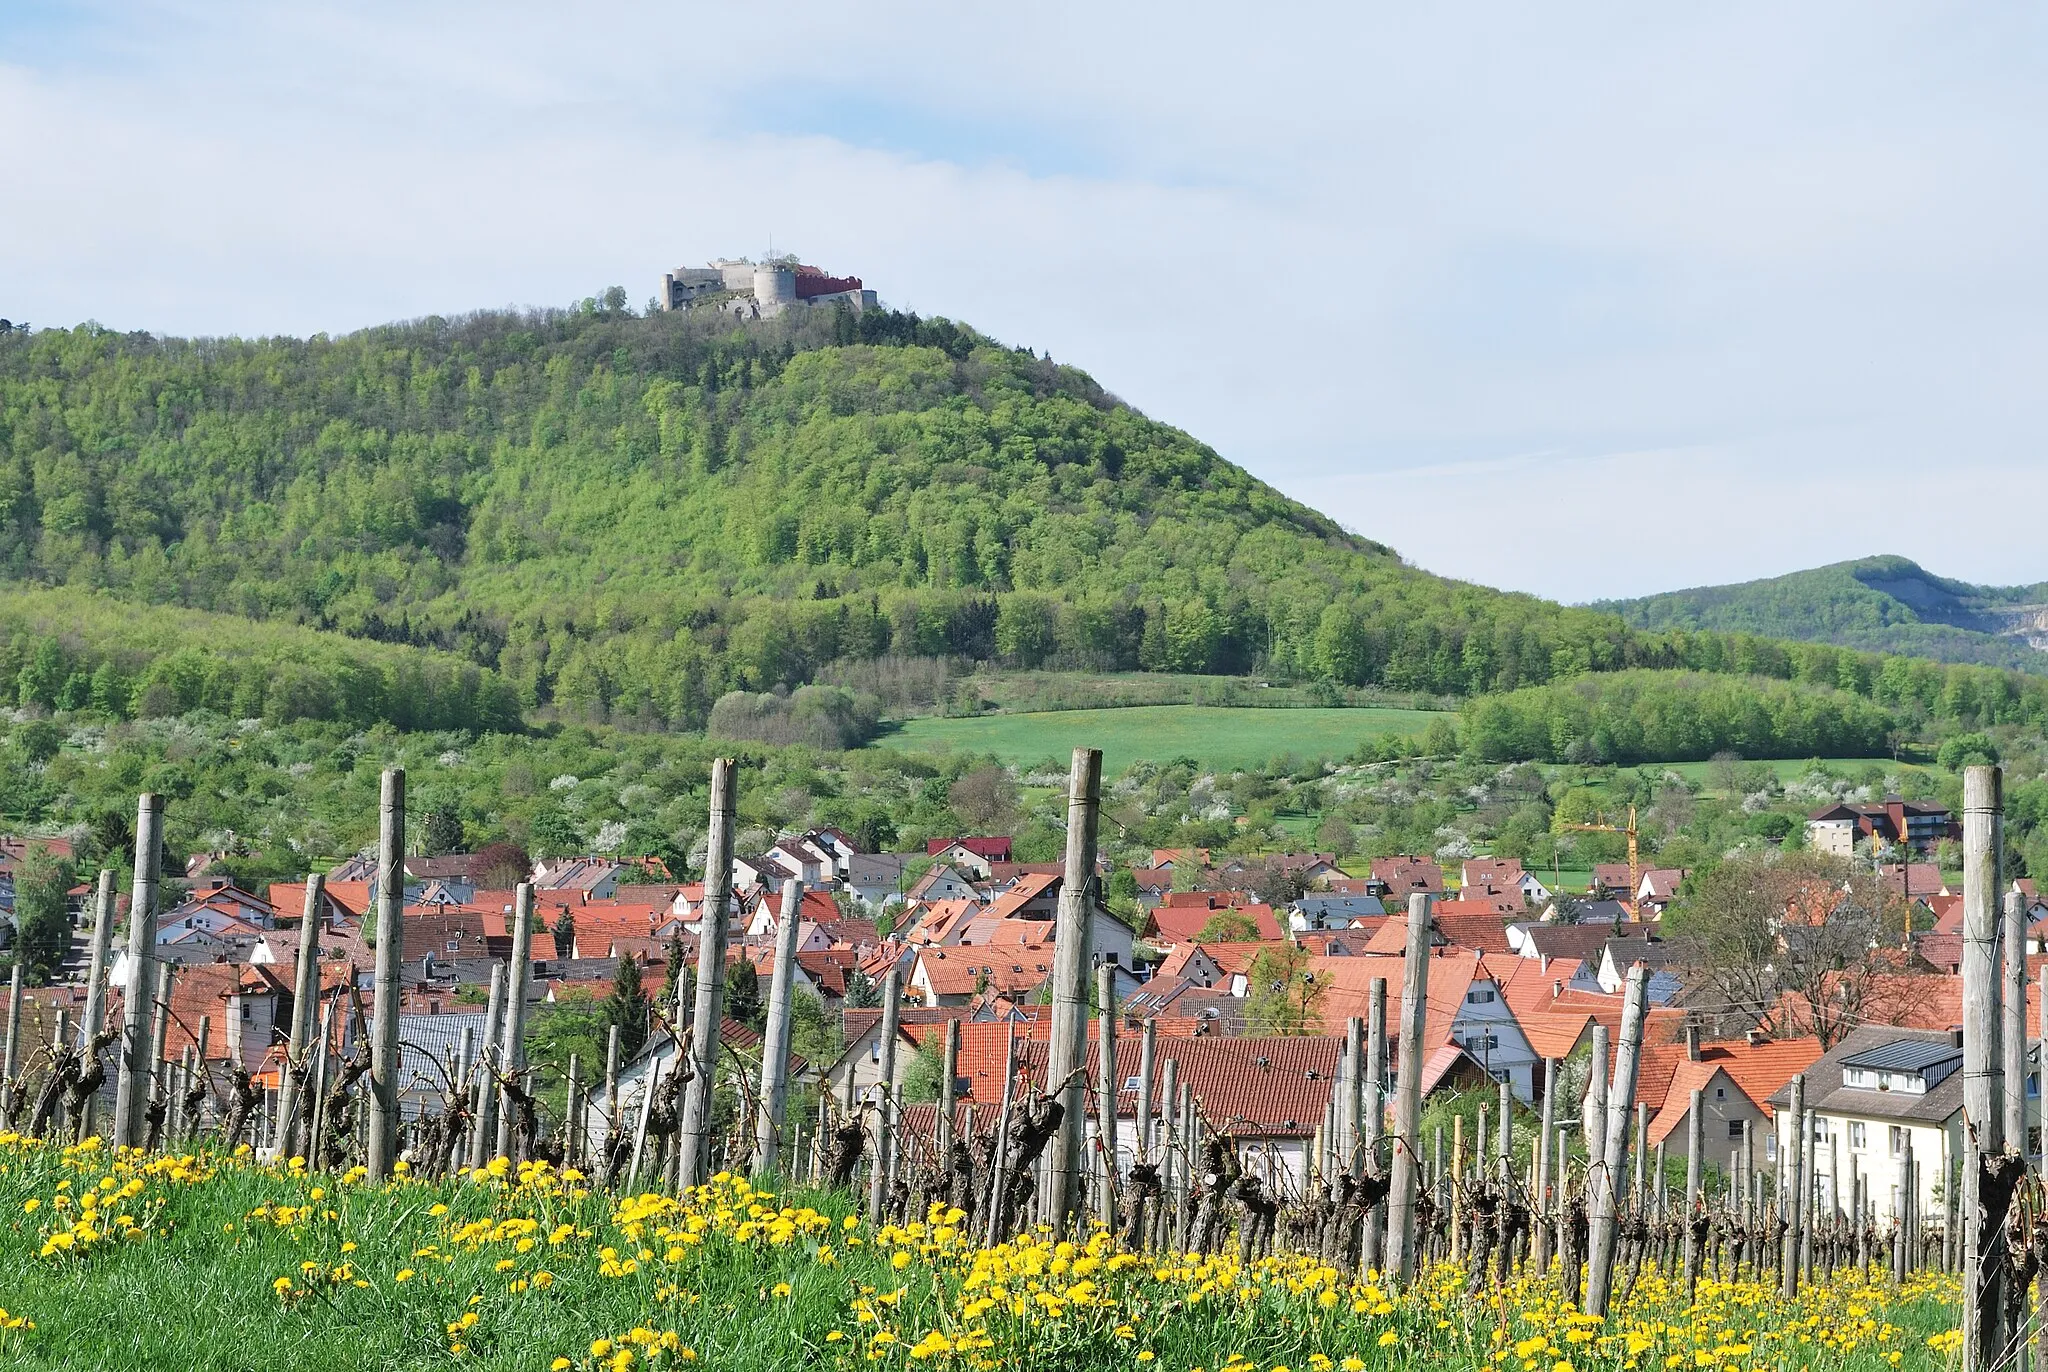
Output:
[
  {"xmin": 0, "ymin": 303, "xmax": 1629, "ymax": 726},
  {"xmin": 1596, "ymin": 555, "xmax": 2048, "ymax": 674},
  {"xmin": 5, "ymin": 304, "xmax": 2048, "ymax": 739}
]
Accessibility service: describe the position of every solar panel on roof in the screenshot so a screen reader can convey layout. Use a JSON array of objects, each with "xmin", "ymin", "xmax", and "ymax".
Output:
[{"xmin": 1841, "ymin": 1039, "xmax": 1960, "ymax": 1072}]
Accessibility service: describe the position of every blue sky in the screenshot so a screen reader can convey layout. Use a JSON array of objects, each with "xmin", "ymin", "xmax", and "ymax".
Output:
[{"xmin": 5, "ymin": 2, "xmax": 2046, "ymax": 602}]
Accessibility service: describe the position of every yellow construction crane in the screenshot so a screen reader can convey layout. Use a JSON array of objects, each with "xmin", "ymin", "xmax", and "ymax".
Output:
[{"xmin": 1565, "ymin": 803, "xmax": 1640, "ymax": 919}]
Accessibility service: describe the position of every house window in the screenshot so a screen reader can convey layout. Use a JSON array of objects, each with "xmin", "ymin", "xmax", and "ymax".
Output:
[
  {"xmin": 1727, "ymin": 1120, "xmax": 1743, "ymax": 1140},
  {"xmin": 1849, "ymin": 1122, "xmax": 1867, "ymax": 1150},
  {"xmin": 1889, "ymin": 1126, "xmax": 1907, "ymax": 1157},
  {"xmin": 870, "ymin": 1039, "xmax": 881, "ymax": 1063},
  {"xmin": 1714, "ymin": 1087, "xmax": 1725, "ymax": 1100},
  {"xmin": 1465, "ymin": 988, "xmax": 1495, "ymax": 1004}
]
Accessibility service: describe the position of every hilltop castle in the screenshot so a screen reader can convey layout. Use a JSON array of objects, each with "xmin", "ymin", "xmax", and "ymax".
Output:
[{"xmin": 657, "ymin": 254, "xmax": 876, "ymax": 318}]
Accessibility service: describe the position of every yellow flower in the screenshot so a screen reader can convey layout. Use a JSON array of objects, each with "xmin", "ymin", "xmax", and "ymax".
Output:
[
  {"xmin": 592, "ymin": 1339, "xmax": 613, "ymax": 1358},
  {"xmin": 1138, "ymin": 1356, "xmax": 1156, "ymax": 1365},
  {"xmin": 892, "ymin": 1250, "xmax": 913, "ymax": 1270},
  {"xmin": 273, "ymin": 1277, "xmax": 292, "ymax": 1295},
  {"xmin": 396, "ymin": 1269, "xmax": 415, "ymax": 1282},
  {"xmin": 552, "ymin": 1361, "xmax": 572, "ymax": 1371},
  {"xmin": 1379, "ymin": 1332, "xmax": 1400, "ymax": 1348}
]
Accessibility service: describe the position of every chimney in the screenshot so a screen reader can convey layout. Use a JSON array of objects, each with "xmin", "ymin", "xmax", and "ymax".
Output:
[
  {"xmin": 1539, "ymin": 953, "xmax": 1550, "ymax": 975},
  {"xmin": 1685, "ymin": 1023, "xmax": 1701, "ymax": 1061},
  {"xmin": 1745, "ymin": 1029, "xmax": 1763, "ymax": 1047},
  {"xmin": 1552, "ymin": 979, "xmax": 1563, "ymax": 999}
]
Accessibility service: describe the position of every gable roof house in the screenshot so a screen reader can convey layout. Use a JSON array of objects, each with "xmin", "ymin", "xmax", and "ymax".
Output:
[
  {"xmin": 906, "ymin": 864, "xmax": 979, "ymax": 905},
  {"xmin": 1645, "ymin": 1030, "xmax": 1825, "ymax": 1175},
  {"xmin": 1288, "ymin": 893, "xmax": 1387, "ymax": 932},
  {"xmin": 844, "ymin": 853, "xmax": 912, "ymax": 908},
  {"xmin": 925, "ymin": 837, "xmax": 1013, "ymax": 880},
  {"xmin": 1768, "ymin": 1026, "xmax": 1985, "ymax": 1221},
  {"xmin": 1367, "ymin": 856, "xmax": 1444, "ymax": 899}
]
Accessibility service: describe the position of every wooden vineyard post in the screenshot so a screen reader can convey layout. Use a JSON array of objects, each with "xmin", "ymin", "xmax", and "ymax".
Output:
[
  {"xmin": 1386, "ymin": 891, "xmax": 1433, "ymax": 1286},
  {"xmin": 867, "ymin": 968, "xmax": 902, "ymax": 1225},
  {"xmin": 983, "ymin": 1023, "xmax": 1018, "ymax": 1248},
  {"xmin": 1534, "ymin": 1057, "xmax": 1556, "ymax": 1273},
  {"xmin": 1135, "ymin": 1017, "xmax": 1157, "ymax": 1168},
  {"xmin": 469, "ymin": 962, "xmax": 506, "ymax": 1170},
  {"xmin": 1586, "ymin": 964, "xmax": 1647, "ymax": 1317},
  {"xmin": 75, "ymin": 870, "xmax": 117, "ymax": 1138},
  {"xmin": 757, "ymin": 876, "xmax": 805, "ymax": 1177},
  {"xmin": 366, "ymin": 768, "xmax": 405, "ymax": 1180},
  {"xmin": 1, "ymin": 964, "xmax": 19, "ymax": 1123},
  {"xmin": 938, "ymin": 1019, "xmax": 961, "ymax": 1162},
  {"xmin": 1044, "ymin": 747, "xmax": 1101, "ymax": 1230},
  {"xmin": 113, "ymin": 793, "xmax": 165, "ymax": 1148},
  {"xmin": 1341, "ymin": 1015, "xmax": 1363, "ymax": 1173},
  {"xmin": 276, "ymin": 874, "xmax": 325, "ymax": 1159},
  {"xmin": 678, "ymin": 757, "xmax": 739, "ymax": 1191},
  {"xmin": 1962, "ymin": 764, "xmax": 2009, "ymax": 1372},
  {"xmin": 1361, "ymin": 976, "xmax": 1388, "ymax": 1274},
  {"xmin": 496, "ymin": 881, "xmax": 536, "ymax": 1161},
  {"xmin": 1096, "ymin": 960, "xmax": 1118, "ymax": 1230},
  {"xmin": 1780, "ymin": 1073, "xmax": 1805, "ymax": 1299}
]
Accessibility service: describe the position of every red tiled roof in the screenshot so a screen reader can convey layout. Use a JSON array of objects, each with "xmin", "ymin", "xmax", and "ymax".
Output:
[
  {"xmin": 1369, "ymin": 856, "xmax": 1443, "ymax": 894},
  {"xmin": 1430, "ymin": 911, "xmax": 1515, "ymax": 955},
  {"xmin": 1146, "ymin": 902, "xmax": 1282, "ymax": 944}
]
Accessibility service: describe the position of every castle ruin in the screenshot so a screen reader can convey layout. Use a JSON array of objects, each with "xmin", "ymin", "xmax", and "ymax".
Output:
[{"xmin": 658, "ymin": 254, "xmax": 876, "ymax": 318}]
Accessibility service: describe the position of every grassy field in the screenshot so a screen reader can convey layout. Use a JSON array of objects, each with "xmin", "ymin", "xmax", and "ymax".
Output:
[
  {"xmin": 869, "ymin": 705, "xmax": 1446, "ymax": 774},
  {"xmin": 1655, "ymin": 758, "xmax": 1919, "ymax": 790},
  {"xmin": 0, "ymin": 1135, "xmax": 1960, "ymax": 1372}
]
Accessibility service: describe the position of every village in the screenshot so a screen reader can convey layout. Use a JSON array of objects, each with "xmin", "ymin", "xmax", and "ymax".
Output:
[{"xmin": 0, "ymin": 771, "xmax": 2017, "ymax": 1249}]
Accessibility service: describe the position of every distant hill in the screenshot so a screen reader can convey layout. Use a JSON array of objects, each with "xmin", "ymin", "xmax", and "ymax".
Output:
[
  {"xmin": 0, "ymin": 305, "xmax": 1639, "ymax": 728},
  {"xmin": 1595, "ymin": 556, "xmax": 2048, "ymax": 673}
]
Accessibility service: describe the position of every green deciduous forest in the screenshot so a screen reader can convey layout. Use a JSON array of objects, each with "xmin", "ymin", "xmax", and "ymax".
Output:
[{"xmin": 8, "ymin": 302, "xmax": 2048, "ymax": 751}]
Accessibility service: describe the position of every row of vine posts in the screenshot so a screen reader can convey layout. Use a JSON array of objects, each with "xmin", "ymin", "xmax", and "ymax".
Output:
[{"xmin": 0, "ymin": 751, "xmax": 2014, "ymax": 1355}]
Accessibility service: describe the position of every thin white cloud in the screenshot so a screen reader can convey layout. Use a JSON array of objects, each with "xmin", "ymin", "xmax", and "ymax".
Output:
[{"xmin": 2, "ymin": 2, "xmax": 2044, "ymax": 599}]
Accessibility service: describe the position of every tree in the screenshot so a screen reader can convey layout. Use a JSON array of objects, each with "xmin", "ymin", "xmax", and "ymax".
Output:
[
  {"xmin": 843, "ymin": 968, "xmax": 880, "ymax": 1009},
  {"xmin": 1315, "ymin": 814, "xmax": 1356, "ymax": 856},
  {"xmin": 948, "ymin": 765, "xmax": 1018, "ymax": 833},
  {"xmin": 900, "ymin": 1038, "xmax": 946, "ymax": 1104},
  {"xmin": 600, "ymin": 956, "xmax": 652, "ymax": 1060},
  {"xmin": 1663, "ymin": 849, "xmax": 1906, "ymax": 1047},
  {"xmin": 1197, "ymin": 909, "xmax": 1260, "ymax": 942},
  {"xmin": 1938, "ymin": 731, "xmax": 2000, "ymax": 772},
  {"xmin": 422, "ymin": 804, "xmax": 466, "ymax": 855},
  {"xmin": 1249, "ymin": 859, "xmax": 1310, "ymax": 907},
  {"xmin": 662, "ymin": 933, "xmax": 690, "ymax": 1009},
  {"xmin": 726, "ymin": 956, "xmax": 762, "ymax": 1031},
  {"xmin": 11, "ymin": 842, "xmax": 74, "ymax": 983},
  {"xmin": 469, "ymin": 841, "xmax": 531, "ymax": 889},
  {"xmin": 551, "ymin": 909, "xmax": 576, "ymax": 959},
  {"xmin": 1244, "ymin": 942, "xmax": 1325, "ymax": 1036}
]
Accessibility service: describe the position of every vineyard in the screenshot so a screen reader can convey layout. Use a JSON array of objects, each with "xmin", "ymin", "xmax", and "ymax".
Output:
[{"xmin": 0, "ymin": 753, "xmax": 1987, "ymax": 1369}]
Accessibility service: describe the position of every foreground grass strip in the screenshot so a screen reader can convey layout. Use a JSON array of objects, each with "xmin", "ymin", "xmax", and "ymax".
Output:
[{"xmin": 0, "ymin": 1133, "xmax": 1958, "ymax": 1372}]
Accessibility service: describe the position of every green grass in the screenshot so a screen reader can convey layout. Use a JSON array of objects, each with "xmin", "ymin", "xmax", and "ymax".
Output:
[
  {"xmin": 1655, "ymin": 758, "xmax": 1917, "ymax": 789},
  {"xmin": 0, "ymin": 1137, "xmax": 1959, "ymax": 1372},
  {"xmin": 868, "ymin": 705, "xmax": 1446, "ymax": 774}
]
